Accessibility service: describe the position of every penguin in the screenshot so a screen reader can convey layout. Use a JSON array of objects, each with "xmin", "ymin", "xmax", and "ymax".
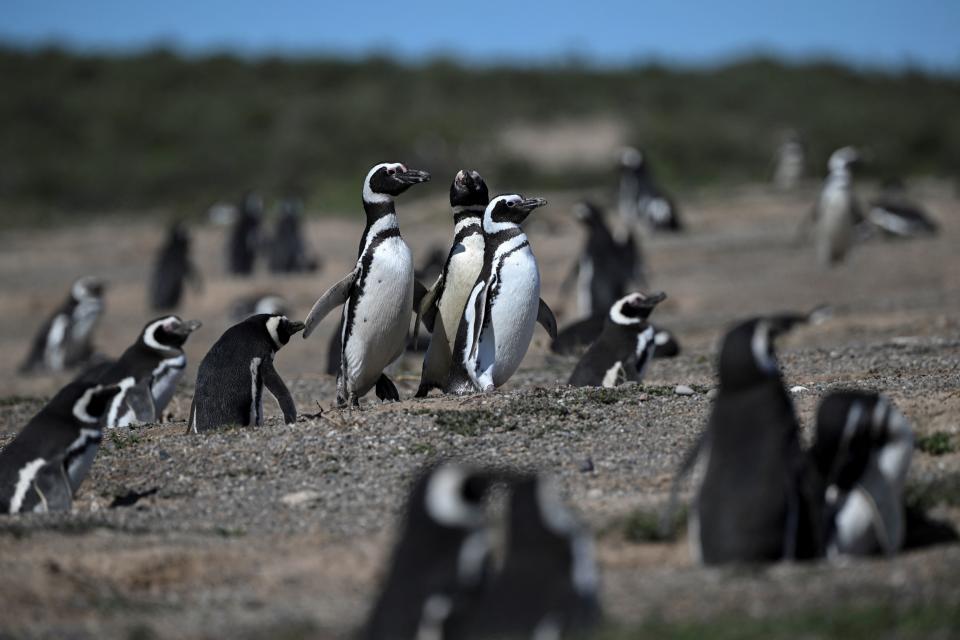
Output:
[
  {"xmin": 189, "ymin": 313, "xmax": 302, "ymax": 433},
  {"xmin": 689, "ymin": 311, "xmax": 825, "ymax": 564},
  {"xmin": 227, "ymin": 190, "xmax": 263, "ymax": 276},
  {"xmin": 19, "ymin": 276, "xmax": 106, "ymax": 374},
  {"xmin": 149, "ymin": 221, "xmax": 202, "ymax": 311},
  {"xmin": 414, "ymin": 170, "xmax": 490, "ymax": 398},
  {"xmin": 77, "ymin": 315, "xmax": 202, "ymax": 426},
  {"xmin": 866, "ymin": 178, "xmax": 939, "ymax": 238},
  {"xmin": 446, "ymin": 474, "xmax": 601, "ymax": 639},
  {"xmin": 809, "ymin": 390, "xmax": 913, "ymax": 557},
  {"xmin": 812, "ymin": 146, "xmax": 863, "ymax": 266},
  {"xmin": 618, "ymin": 147, "xmax": 683, "ymax": 232},
  {"xmin": 568, "ymin": 291, "xmax": 667, "ymax": 388},
  {"xmin": 773, "ymin": 131, "xmax": 805, "ymax": 191},
  {"xmin": 415, "ymin": 245, "xmax": 447, "ymax": 285},
  {"xmin": 0, "ymin": 377, "xmax": 132, "ymax": 514},
  {"xmin": 552, "ymin": 314, "xmax": 680, "ymax": 359},
  {"xmin": 268, "ymin": 197, "xmax": 321, "ymax": 274},
  {"xmin": 302, "ymin": 162, "xmax": 430, "ymax": 407},
  {"xmin": 446, "ymin": 194, "xmax": 558, "ymax": 394},
  {"xmin": 229, "ymin": 293, "xmax": 290, "ymax": 322},
  {"xmin": 363, "ymin": 463, "xmax": 495, "ymax": 640}
]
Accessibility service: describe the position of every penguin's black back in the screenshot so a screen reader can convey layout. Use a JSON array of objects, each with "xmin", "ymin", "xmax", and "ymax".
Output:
[
  {"xmin": 19, "ymin": 295, "xmax": 77, "ymax": 372},
  {"xmin": 150, "ymin": 226, "xmax": 191, "ymax": 310},
  {"xmin": 568, "ymin": 322, "xmax": 641, "ymax": 387}
]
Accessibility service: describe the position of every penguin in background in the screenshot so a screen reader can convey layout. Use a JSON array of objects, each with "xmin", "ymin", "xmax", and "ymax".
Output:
[
  {"xmin": 229, "ymin": 293, "xmax": 290, "ymax": 322},
  {"xmin": 77, "ymin": 315, "xmax": 202, "ymax": 426},
  {"xmin": 447, "ymin": 474, "xmax": 601, "ymax": 640},
  {"xmin": 568, "ymin": 291, "xmax": 667, "ymax": 388},
  {"xmin": 446, "ymin": 194, "xmax": 558, "ymax": 395},
  {"xmin": 19, "ymin": 276, "xmax": 106, "ymax": 374},
  {"xmin": 0, "ymin": 377, "xmax": 132, "ymax": 514},
  {"xmin": 689, "ymin": 310, "xmax": 827, "ymax": 564},
  {"xmin": 149, "ymin": 221, "xmax": 202, "ymax": 311},
  {"xmin": 302, "ymin": 162, "xmax": 430, "ymax": 407},
  {"xmin": 227, "ymin": 190, "xmax": 263, "ymax": 276},
  {"xmin": 618, "ymin": 147, "xmax": 683, "ymax": 232},
  {"xmin": 866, "ymin": 178, "xmax": 939, "ymax": 239},
  {"xmin": 363, "ymin": 463, "xmax": 496, "ymax": 640},
  {"xmin": 268, "ymin": 197, "xmax": 321, "ymax": 274},
  {"xmin": 808, "ymin": 146, "xmax": 864, "ymax": 266},
  {"xmin": 809, "ymin": 390, "xmax": 913, "ymax": 557},
  {"xmin": 773, "ymin": 130, "xmax": 805, "ymax": 191},
  {"xmin": 189, "ymin": 314, "xmax": 302, "ymax": 433},
  {"xmin": 415, "ymin": 170, "xmax": 490, "ymax": 397}
]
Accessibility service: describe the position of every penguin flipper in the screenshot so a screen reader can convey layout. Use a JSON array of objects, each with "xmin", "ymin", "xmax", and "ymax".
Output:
[
  {"xmin": 303, "ymin": 266, "xmax": 360, "ymax": 338},
  {"xmin": 465, "ymin": 281, "xmax": 489, "ymax": 363},
  {"xmin": 262, "ymin": 361, "xmax": 297, "ymax": 425},
  {"xmin": 418, "ymin": 275, "xmax": 444, "ymax": 334},
  {"xmin": 32, "ymin": 461, "xmax": 74, "ymax": 513},
  {"xmin": 126, "ymin": 381, "xmax": 158, "ymax": 424},
  {"xmin": 537, "ymin": 299, "xmax": 558, "ymax": 341},
  {"xmin": 375, "ymin": 374, "xmax": 400, "ymax": 402}
]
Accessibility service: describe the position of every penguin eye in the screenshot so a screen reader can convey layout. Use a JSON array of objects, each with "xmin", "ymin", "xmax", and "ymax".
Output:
[
  {"xmin": 387, "ymin": 168, "xmax": 396, "ymax": 176},
  {"xmin": 506, "ymin": 200, "xmax": 515, "ymax": 208}
]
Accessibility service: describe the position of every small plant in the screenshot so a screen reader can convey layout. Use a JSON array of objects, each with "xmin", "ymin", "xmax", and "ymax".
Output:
[
  {"xmin": 620, "ymin": 506, "xmax": 686, "ymax": 543},
  {"xmin": 109, "ymin": 431, "xmax": 141, "ymax": 450},
  {"xmin": 916, "ymin": 432, "xmax": 956, "ymax": 456}
]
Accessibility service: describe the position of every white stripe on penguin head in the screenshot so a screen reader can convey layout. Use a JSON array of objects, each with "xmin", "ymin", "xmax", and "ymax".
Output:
[
  {"xmin": 750, "ymin": 320, "xmax": 778, "ymax": 375},
  {"xmin": 144, "ymin": 316, "xmax": 179, "ymax": 352},
  {"xmin": 266, "ymin": 316, "xmax": 284, "ymax": 349},
  {"xmin": 425, "ymin": 464, "xmax": 484, "ymax": 528},
  {"xmin": 482, "ymin": 195, "xmax": 525, "ymax": 235}
]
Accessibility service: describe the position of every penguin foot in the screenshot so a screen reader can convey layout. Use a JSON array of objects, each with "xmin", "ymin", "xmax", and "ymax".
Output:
[
  {"xmin": 414, "ymin": 381, "xmax": 439, "ymax": 398},
  {"xmin": 376, "ymin": 374, "xmax": 400, "ymax": 402}
]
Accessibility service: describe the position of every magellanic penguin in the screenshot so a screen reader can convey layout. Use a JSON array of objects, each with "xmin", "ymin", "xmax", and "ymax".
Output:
[
  {"xmin": 227, "ymin": 190, "xmax": 263, "ymax": 276},
  {"xmin": 19, "ymin": 276, "xmax": 106, "ymax": 374},
  {"xmin": 618, "ymin": 147, "xmax": 683, "ymax": 232},
  {"xmin": 812, "ymin": 146, "xmax": 863, "ymax": 266},
  {"xmin": 568, "ymin": 291, "xmax": 667, "ymax": 388},
  {"xmin": 446, "ymin": 194, "xmax": 558, "ymax": 394},
  {"xmin": 0, "ymin": 377, "xmax": 132, "ymax": 514},
  {"xmin": 446, "ymin": 474, "xmax": 601, "ymax": 639},
  {"xmin": 149, "ymin": 221, "xmax": 202, "ymax": 311},
  {"xmin": 809, "ymin": 390, "xmax": 913, "ymax": 557},
  {"xmin": 689, "ymin": 311, "xmax": 827, "ymax": 564},
  {"xmin": 363, "ymin": 463, "xmax": 496, "ymax": 640},
  {"xmin": 189, "ymin": 313, "xmax": 303, "ymax": 433},
  {"xmin": 866, "ymin": 178, "xmax": 939, "ymax": 239},
  {"xmin": 773, "ymin": 130, "xmax": 805, "ymax": 191},
  {"xmin": 268, "ymin": 197, "xmax": 321, "ymax": 274},
  {"xmin": 302, "ymin": 162, "xmax": 430, "ymax": 407},
  {"xmin": 77, "ymin": 315, "xmax": 202, "ymax": 427},
  {"xmin": 415, "ymin": 170, "xmax": 490, "ymax": 398}
]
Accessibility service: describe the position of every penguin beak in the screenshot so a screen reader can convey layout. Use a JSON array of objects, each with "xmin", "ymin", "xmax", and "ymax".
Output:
[
  {"xmin": 518, "ymin": 197, "xmax": 547, "ymax": 213},
  {"xmin": 397, "ymin": 169, "xmax": 431, "ymax": 185},
  {"xmin": 184, "ymin": 319, "xmax": 202, "ymax": 332},
  {"xmin": 641, "ymin": 291, "xmax": 667, "ymax": 306},
  {"xmin": 287, "ymin": 321, "xmax": 306, "ymax": 335}
]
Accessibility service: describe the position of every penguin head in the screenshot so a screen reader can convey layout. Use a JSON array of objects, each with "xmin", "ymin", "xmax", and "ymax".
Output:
[
  {"xmin": 167, "ymin": 221, "xmax": 189, "ymax": 245},
  {"xmin": 280, "ymin": 197, "xmax": 303, "ymax": 218},
  {"xmin": 717, "ymin": 313, "xmax": 812, "ymax": 391},
  {"xmin": 240, "ymin": 190, "xmax": 264, "ymax": 217},
  {"xmin": 70, "ymin": 377, "xmax": 135, "ymax": 425},
  {"xmin": 573, "ymin": 201, "xmax": 606, "ymax": 228},
  {"xmin": 142, "ymin": 316, "xmax": 202, "ymax": 352},
  {"xmin": 483, "ymin": 194, "xmax": 547, "ymax": 233},
  {"xmin": 259, "ymin": 314, "xmax": 304, "ymax": 349},
  {"xmin": 620, "ymin": 146, "xmax": 645, "ymax": 170},
  {"xmin": 608, "ymin": 291, "xmax": 666, "ymax": 327},
  {"xmin": 71, "ymin": 276, "xmax": 105, "ymax": 303},
  {"xmin": 449, "ymin": 170, "xmax": 489, "ymax": 211},
  {"xmin": 828, "ymin": 146, "xmax": 861, "ymax": 175},
  {"xmin": 364, "ymin": 163, "xmax": 431, "ymax": 203},
  {"xmin": 403, "ymin": 463, "xmax": 495, "ymax": 534}
]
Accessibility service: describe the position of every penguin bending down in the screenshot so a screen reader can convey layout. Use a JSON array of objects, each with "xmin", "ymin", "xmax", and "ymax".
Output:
[
  {"xmin": 690, "ymin": 311, "xmax": 825, "ymax": 564},
  {"xmin": 415, "ymin": 170, "xmax": 490, "ymax": 397},
  {"xmin": 568, "ymin": 291, "xmax": 666, "ymax": 388},
  {"xmin": 446, "ymin": 194, "xmax": 558, "ymax": 394},
  {"xmin": 189, "ymin": 314, "xmax": 303, "ymax": 433},
  {"xmin": 227, "ymin": 190, "xmax": 263, "ymax": 276},
  {"xmin": 809, "ymin": 390, "xmax": 913, "ymax": 557},
  {"xmin": 866, "ymin": 179, "xmax": 939, "ymax": 238},
  {"xmin": 363, "ymin": 463, "xmax": 496, "ymax": 640},
  {"xmin": 268, "ymin": 197, "xmax": 320, "ymax": 274},
  {"xmin": 446, "ymin": 474, "xmax": 601, "ymax": 639},
  {"xmin": 552, "ymin": 314, "xmax": 680, "ymax": 358},
  {"xmin": 0, "ymin": 378, "xmax": 132, "ymax": 514},
  {"xmin": 77, "ymin": 315, "xmax": 202, "ymax": 427},
  {"xmin": 302, "ymin": 162, "xmax": 430, "ymax": 407},
  {"xmin": 618, "ymin": 147, "xmax": 683, "ymax": 232},
  {"xmin": 811, "ymin": 146, "xmax": 863, "ymax": 266},
  {"xmin": 229, "ymin": 293, "xmax": 290, "ymax": 322},
  {"xmin": 149, "ymin": 221, "xmax": 202, "ymax": 311},
  {"xmin": 20, "ymin": 276, "xmax": 106, "ymax": 374}
]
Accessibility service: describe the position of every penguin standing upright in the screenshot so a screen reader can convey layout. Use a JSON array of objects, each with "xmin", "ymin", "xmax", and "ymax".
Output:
[
  {"xmin": 447, "ymin": 474, "xmax": 601, "ymax": 639},
  {"xmin": 809, "ymin": 390, "xmax": 913, "ymax": 556},
  {"xmin": 19, "ymin": 276, "xmax": 106, "ymax": 373},
  {"xmin": 773, "ymin": 131, "xmax": 805, "ymax": 191},
  {"xmin": 227, "ymin": 190, "xmax": 263, "ymax": 276},
  {"xmin": 149, "ymin": 221, "xmax": 201, "ymax": 311},
  {"xmin": 812, "ymin": 146, "xmax": 862, "ymax": 266},
  {"xmin": 446, "ymin": 194, "xmax": 558, "ymax": 394},
  {"xmin": 568, "ymin": 291, "xmax": 666, "ymax": 388},
  {"xmin": 190, "ymin": 314, "xmax": 302, "ymax": 433},
  {"xmin": 268, "ymin": 197, "xmax": 320, "ymax": 274},
  {"xmin": 302, "ymin": 162, "xmax": 430, "ymax": 407},
  {"xmin": 0, "ymin": 378, "xmax": 132, "ymax": 514},
  {"xmin": 363, "ymin": 463, "xmax": 495, "ymax": 640},
  {"xmin": 77, "ymin": 315, "xmax": 202, "ymax": 426},
  {"xmin": 415, "ymin": 170, "xmax": 490, "ymax": 397},
  {"xmin": 618, "ymin": 147, "xmax": 682, "ymax": 232},
  {"xmin": 690, "ymin": 312, "xmax": 824, "ymax": 564}
]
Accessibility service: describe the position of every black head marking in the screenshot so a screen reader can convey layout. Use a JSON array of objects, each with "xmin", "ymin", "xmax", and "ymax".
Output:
[
  {"xmin": 143, "ymin": 316, "xmax": 202, "ymax": 351},
  {"xmin": 609, "ymin": 291, "xmax": 666, "ymax": 326},
  {"xmin": 262, "ymin": 314, "xmax": 304, "ymax": 348},
  {"xmin": 365, "ymin": 163, "xmax": 431, "ymax": 201},
  {"xmin": 484, "ymin": 194, "xmax": 547, "ymax": 232},
  {"xmin": 450, "ymin": 170, "xmax": 489, "ymax": 209}
]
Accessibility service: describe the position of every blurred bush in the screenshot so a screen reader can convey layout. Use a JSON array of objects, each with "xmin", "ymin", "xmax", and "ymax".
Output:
[{"xmin": 0, "ymin": 47, "xmax": 957, "ymax": 222}]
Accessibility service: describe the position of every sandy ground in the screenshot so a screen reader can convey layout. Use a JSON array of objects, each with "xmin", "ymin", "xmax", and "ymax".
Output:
[{"xmin": 0, "ymin": 181, "xmax": 958, "ymax": 638}]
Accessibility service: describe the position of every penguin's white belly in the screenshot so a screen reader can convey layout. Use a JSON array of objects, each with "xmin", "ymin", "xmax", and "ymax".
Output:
[
  {"xmin": 817, "ymin": 189, "xmax": 854, "ymax": 262},
  {"xmin": 476, "ymin": 248, "xmax": 540, "ymax": 388},
  {"xmin": 152, "ymin": 355, "xmax": 186, "ymax": 412},
  {"xmin": 437, "ymin": 240, "xmax": 484, "ymax": 352},
  {"xmin": 344, "ymin": 238, "xmax": 414, "ymax": 392}
]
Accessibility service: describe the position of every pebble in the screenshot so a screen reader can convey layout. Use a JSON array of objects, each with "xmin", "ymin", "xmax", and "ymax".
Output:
[
  {"xmin": 280, "ymin": 490, "xmax": 322, "ymax": 507},
  {"xmin": 674, "ymin": 385, "xmax": 695, "ymax": 396},
  {"xmin": 790, "ymin": 385, "xmax": 809, "ymax": 393},
  {"xmin": 578, "ymin": 457, "xmax": 595, "ymax": 473},
  {"xmin": 706, "ymin": 389, "xmax": 718, "ymax": 400}
]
